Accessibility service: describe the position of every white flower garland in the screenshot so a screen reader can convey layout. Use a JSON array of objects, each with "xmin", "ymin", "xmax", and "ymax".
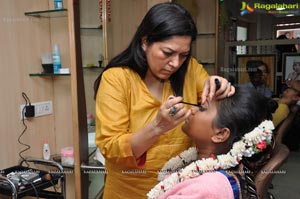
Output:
[{"xmin": 147, "ymin": 120, "xmax": 274, "ymax": 199}]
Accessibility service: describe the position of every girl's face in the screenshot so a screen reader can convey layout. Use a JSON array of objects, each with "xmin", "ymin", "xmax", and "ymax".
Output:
[
  {"xmin": 142, "ymin": 35, "xmax": 191, "ymax": 80},
  {"xmin": 283, "ymin": 88, "xmax": 299, "ymax": 102},
  {"xmin": 182, "ymin": 100, "xmax": 218, "ymax": 144}
]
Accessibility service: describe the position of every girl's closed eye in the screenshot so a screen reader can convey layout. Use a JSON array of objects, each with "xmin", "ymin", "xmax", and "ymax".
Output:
[
  {"xmin": 199, "ymin": 100, "xmax": 210, "ymax": 112},
  {"xmin": 198, "ymin": 103, "xmax": 207, "ymax": 112},
  {"xmin": 180, "ymin": 101, "xmax": 207, "ymax": 112}
]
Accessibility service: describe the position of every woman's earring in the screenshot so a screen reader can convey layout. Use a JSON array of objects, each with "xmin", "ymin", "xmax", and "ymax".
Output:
[
  {"xmin": 141, "ymin": 37, "xmax": 147, "ymax": 51},
  {"xmin": 142, "ymin": 43, "xmax": 146, "ymax": 51}
]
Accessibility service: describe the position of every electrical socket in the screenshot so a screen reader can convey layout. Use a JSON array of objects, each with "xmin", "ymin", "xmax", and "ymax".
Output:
[{"xmin": 20, "ymin": 101, "xmax": 53, "ymax": 119}]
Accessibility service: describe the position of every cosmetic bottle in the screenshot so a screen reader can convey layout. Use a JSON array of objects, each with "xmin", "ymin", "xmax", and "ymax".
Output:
[
  {"xmin": 54, "ymin": 0, "xmax": 63, "ymax": 9},
  {"xmin": 52, "ymin": 44, "xmax": 61, "ymax": 74},
  {"xmin": 61, "ymin": 147, "xmax": 74, "ymax": 166},
  {"xmin": 43, "ymin": 140, "xmax": 51, "ymax": 160}
]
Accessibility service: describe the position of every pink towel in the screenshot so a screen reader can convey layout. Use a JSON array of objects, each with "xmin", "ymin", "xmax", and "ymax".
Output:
[{"xmin": 159, "ymin": 171, "xmax": 235, "ymax": 199}]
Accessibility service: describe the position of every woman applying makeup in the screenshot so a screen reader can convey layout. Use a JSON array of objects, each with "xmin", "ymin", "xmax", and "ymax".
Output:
[{"xmin": 94, "ymin": 3, "xmax": 234, "ymax": 198}]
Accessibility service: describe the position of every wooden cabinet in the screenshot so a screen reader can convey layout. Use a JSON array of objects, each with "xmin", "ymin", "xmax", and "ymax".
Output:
[
  {"xmin": 105, "ymin": 0, "xmax": 148, "ymax": 62},
  {"xmin": 80, "ymin": 1, "xmax": 103, "ymax": 68},
  {"xmin": 173, "ymin": 0, "xmax": 218, "ymax": 75},
  {"xmin": 194, "ymin": 0, "xmax": 218, "ymax": 75}
]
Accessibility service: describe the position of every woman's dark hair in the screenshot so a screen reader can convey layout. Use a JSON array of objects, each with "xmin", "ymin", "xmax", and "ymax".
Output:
[
  {"xmin": 214, "ymin": 86, "xmax": 278, "ymax": 145},
  {"xmin": 94, "ymin": 2, "xmax": 197, "ymax": 98}
]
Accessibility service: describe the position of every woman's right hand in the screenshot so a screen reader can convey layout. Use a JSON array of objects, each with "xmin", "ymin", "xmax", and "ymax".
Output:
[
  {"xmin": 151, "ymin": 96, "xmax": 191, "ymax": 136},
  {"xmin": 131, "ymin": 95, "xmax": 191, "ymax": 159}
]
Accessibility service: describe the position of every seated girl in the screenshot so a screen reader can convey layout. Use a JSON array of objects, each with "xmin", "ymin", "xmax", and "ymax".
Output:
[{"xmin": 148, "ymin": 86, "xmax": 278, "ymax": 199}]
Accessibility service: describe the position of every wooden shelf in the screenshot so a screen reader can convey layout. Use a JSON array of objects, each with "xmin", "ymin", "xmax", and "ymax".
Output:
[
  {"xmin": 24, "ymin": 9, "xmax": 68, "ymax": 18},
  {"xmin": 197, "ymin": 32, "xmax": 215, "ymax": 36},
  {"xmin": 225, "ymin": 38, "xmax": 300, "ymax": 47}
]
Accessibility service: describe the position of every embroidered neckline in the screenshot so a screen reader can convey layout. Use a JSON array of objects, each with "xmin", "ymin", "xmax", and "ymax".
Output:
[{"xmin": 147, "ymin": 120, "xmax": 274, "ymax": 199}]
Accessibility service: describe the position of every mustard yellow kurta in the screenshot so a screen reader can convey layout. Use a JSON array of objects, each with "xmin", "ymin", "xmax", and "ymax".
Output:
[
  {"xmin": 272, "ymin": 98, "xmax": 290, "ymax": 128},
  {"xmin": 95, "ymin": 57, "xmax": 209, "ymax": 199}
]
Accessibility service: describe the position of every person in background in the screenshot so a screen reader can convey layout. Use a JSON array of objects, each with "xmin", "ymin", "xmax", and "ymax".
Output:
[
  {"xmin": 93, "ymin": 2, "xmax": 234, "ymax": 199},
  {"xmin": 148, "ymin": 86, "xmax": 277, "ymax": 199},
  {"xmin": 287, "ymin": 61, "xmax": 300, "ymax": 80},
  {"xmin": 272, "ymin": 83, "xmax": 300, "ymax": 128},
  {"xmin": 282, "ymin": 105, "xmax": 300, "ymax": 150},
  {"xmin": 275, "ymin": 34, "xmax": 297, "ymax": 93},
  {"xmin": 243, "ymin": 60, "xmax": 273, "ymax": 97},
  {"xmin": 276, "ymin": 80, "xmax": 300, "ymax": 150}
]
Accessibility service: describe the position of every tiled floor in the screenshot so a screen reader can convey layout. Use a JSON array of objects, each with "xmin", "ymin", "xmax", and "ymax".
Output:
[{"xmin": 270, "ymin": 150, "xmax": 300, "ymax": 199}]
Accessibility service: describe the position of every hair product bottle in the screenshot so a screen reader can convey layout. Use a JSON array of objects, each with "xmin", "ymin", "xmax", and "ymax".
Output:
[
  {"xmin": 52, "ymin": 44, "xmax": 61, "ymax": 74},
  {"xmin": 54, "ymin": 0, "xmax": 63, "ymax": 9}
]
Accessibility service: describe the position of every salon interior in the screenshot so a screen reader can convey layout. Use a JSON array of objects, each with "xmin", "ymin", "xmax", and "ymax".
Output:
[{"xmin": 0, "ymin": 0, "xmax": 299, "ymax": 198}]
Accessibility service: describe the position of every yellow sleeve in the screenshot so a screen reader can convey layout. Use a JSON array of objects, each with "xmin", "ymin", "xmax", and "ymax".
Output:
[
  {"xmin": 272, "ymin": 103, "xmax": 290, "ymax": 128},
  {"xmin": 95, "ymin": 68, "xmax": 138, "ymax": 167}
]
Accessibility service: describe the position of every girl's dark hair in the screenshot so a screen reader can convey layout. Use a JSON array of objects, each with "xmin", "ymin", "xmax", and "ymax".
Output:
[
  {"xmin": 214, "ymin": 86, "xmax": 278, "ymax": 145},
  {"xmin": 94, "ymin": 2, "xmax": 197, "ymax": 99},
  {"xmin": 214, "ymin": 86, "xmax": 278, "ymax": 198}
]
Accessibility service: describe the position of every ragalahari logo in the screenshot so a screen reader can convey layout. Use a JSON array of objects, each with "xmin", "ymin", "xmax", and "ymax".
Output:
[{"xmin": 240, "ymin": 1, "xmax": 254, "ymax": 16}]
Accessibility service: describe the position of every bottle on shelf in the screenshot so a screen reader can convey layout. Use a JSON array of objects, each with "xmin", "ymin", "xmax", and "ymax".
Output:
[
  {"xmin": 98, "ymin": 54, "xmax": 103, "ymax": 68},
  {"xmin": 54, "ymin": 0, "xmax": 63, "ymax": 10},
  {"xmin": 52, "ymin": 44, "xmax": 61, "ymax": 74}
]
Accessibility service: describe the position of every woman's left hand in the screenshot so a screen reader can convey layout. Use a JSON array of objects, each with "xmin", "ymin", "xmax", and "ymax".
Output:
[{"xmin": 201, "ymin": 76, "xmax": 235, "ymax": 103}]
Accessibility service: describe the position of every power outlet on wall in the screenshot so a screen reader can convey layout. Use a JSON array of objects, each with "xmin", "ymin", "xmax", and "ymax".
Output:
[{"xmin": 20, "ymin": 101, "xmax": 53, "ymax": 119}]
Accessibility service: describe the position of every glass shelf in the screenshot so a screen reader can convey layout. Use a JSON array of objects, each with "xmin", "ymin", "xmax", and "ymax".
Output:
[
  {"xmin": 51, "ymin": 147, "xmax": 105, "ymax": 170},
  {"xmin": 29, "ymin": 73, "xmax": 70, "ymax": 77},
  {"xmin": 24, "ymin": 9, "xmax": 68, "ymax": 18},
  {"xmin": 83, "ymin": 66, "xmax": 104, "ymax": 69},
  {"xmin": 80, "ymin": 25, "xmax": 102, "ymax": 30}
]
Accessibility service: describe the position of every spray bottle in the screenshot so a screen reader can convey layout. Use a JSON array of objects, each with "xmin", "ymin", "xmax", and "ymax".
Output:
[
  {"xmin": 52, "ymin": 44, "xmax": 61, "ymax": 74},
  {"xmin": 43, "ymin": 140, "xmax": 51, "ymax": 160}
]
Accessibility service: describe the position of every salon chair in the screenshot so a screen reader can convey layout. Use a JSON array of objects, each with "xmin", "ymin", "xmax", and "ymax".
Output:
[{"xmin": 255, "ymin": 143, "xmax": 289, "ymax": 199}]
